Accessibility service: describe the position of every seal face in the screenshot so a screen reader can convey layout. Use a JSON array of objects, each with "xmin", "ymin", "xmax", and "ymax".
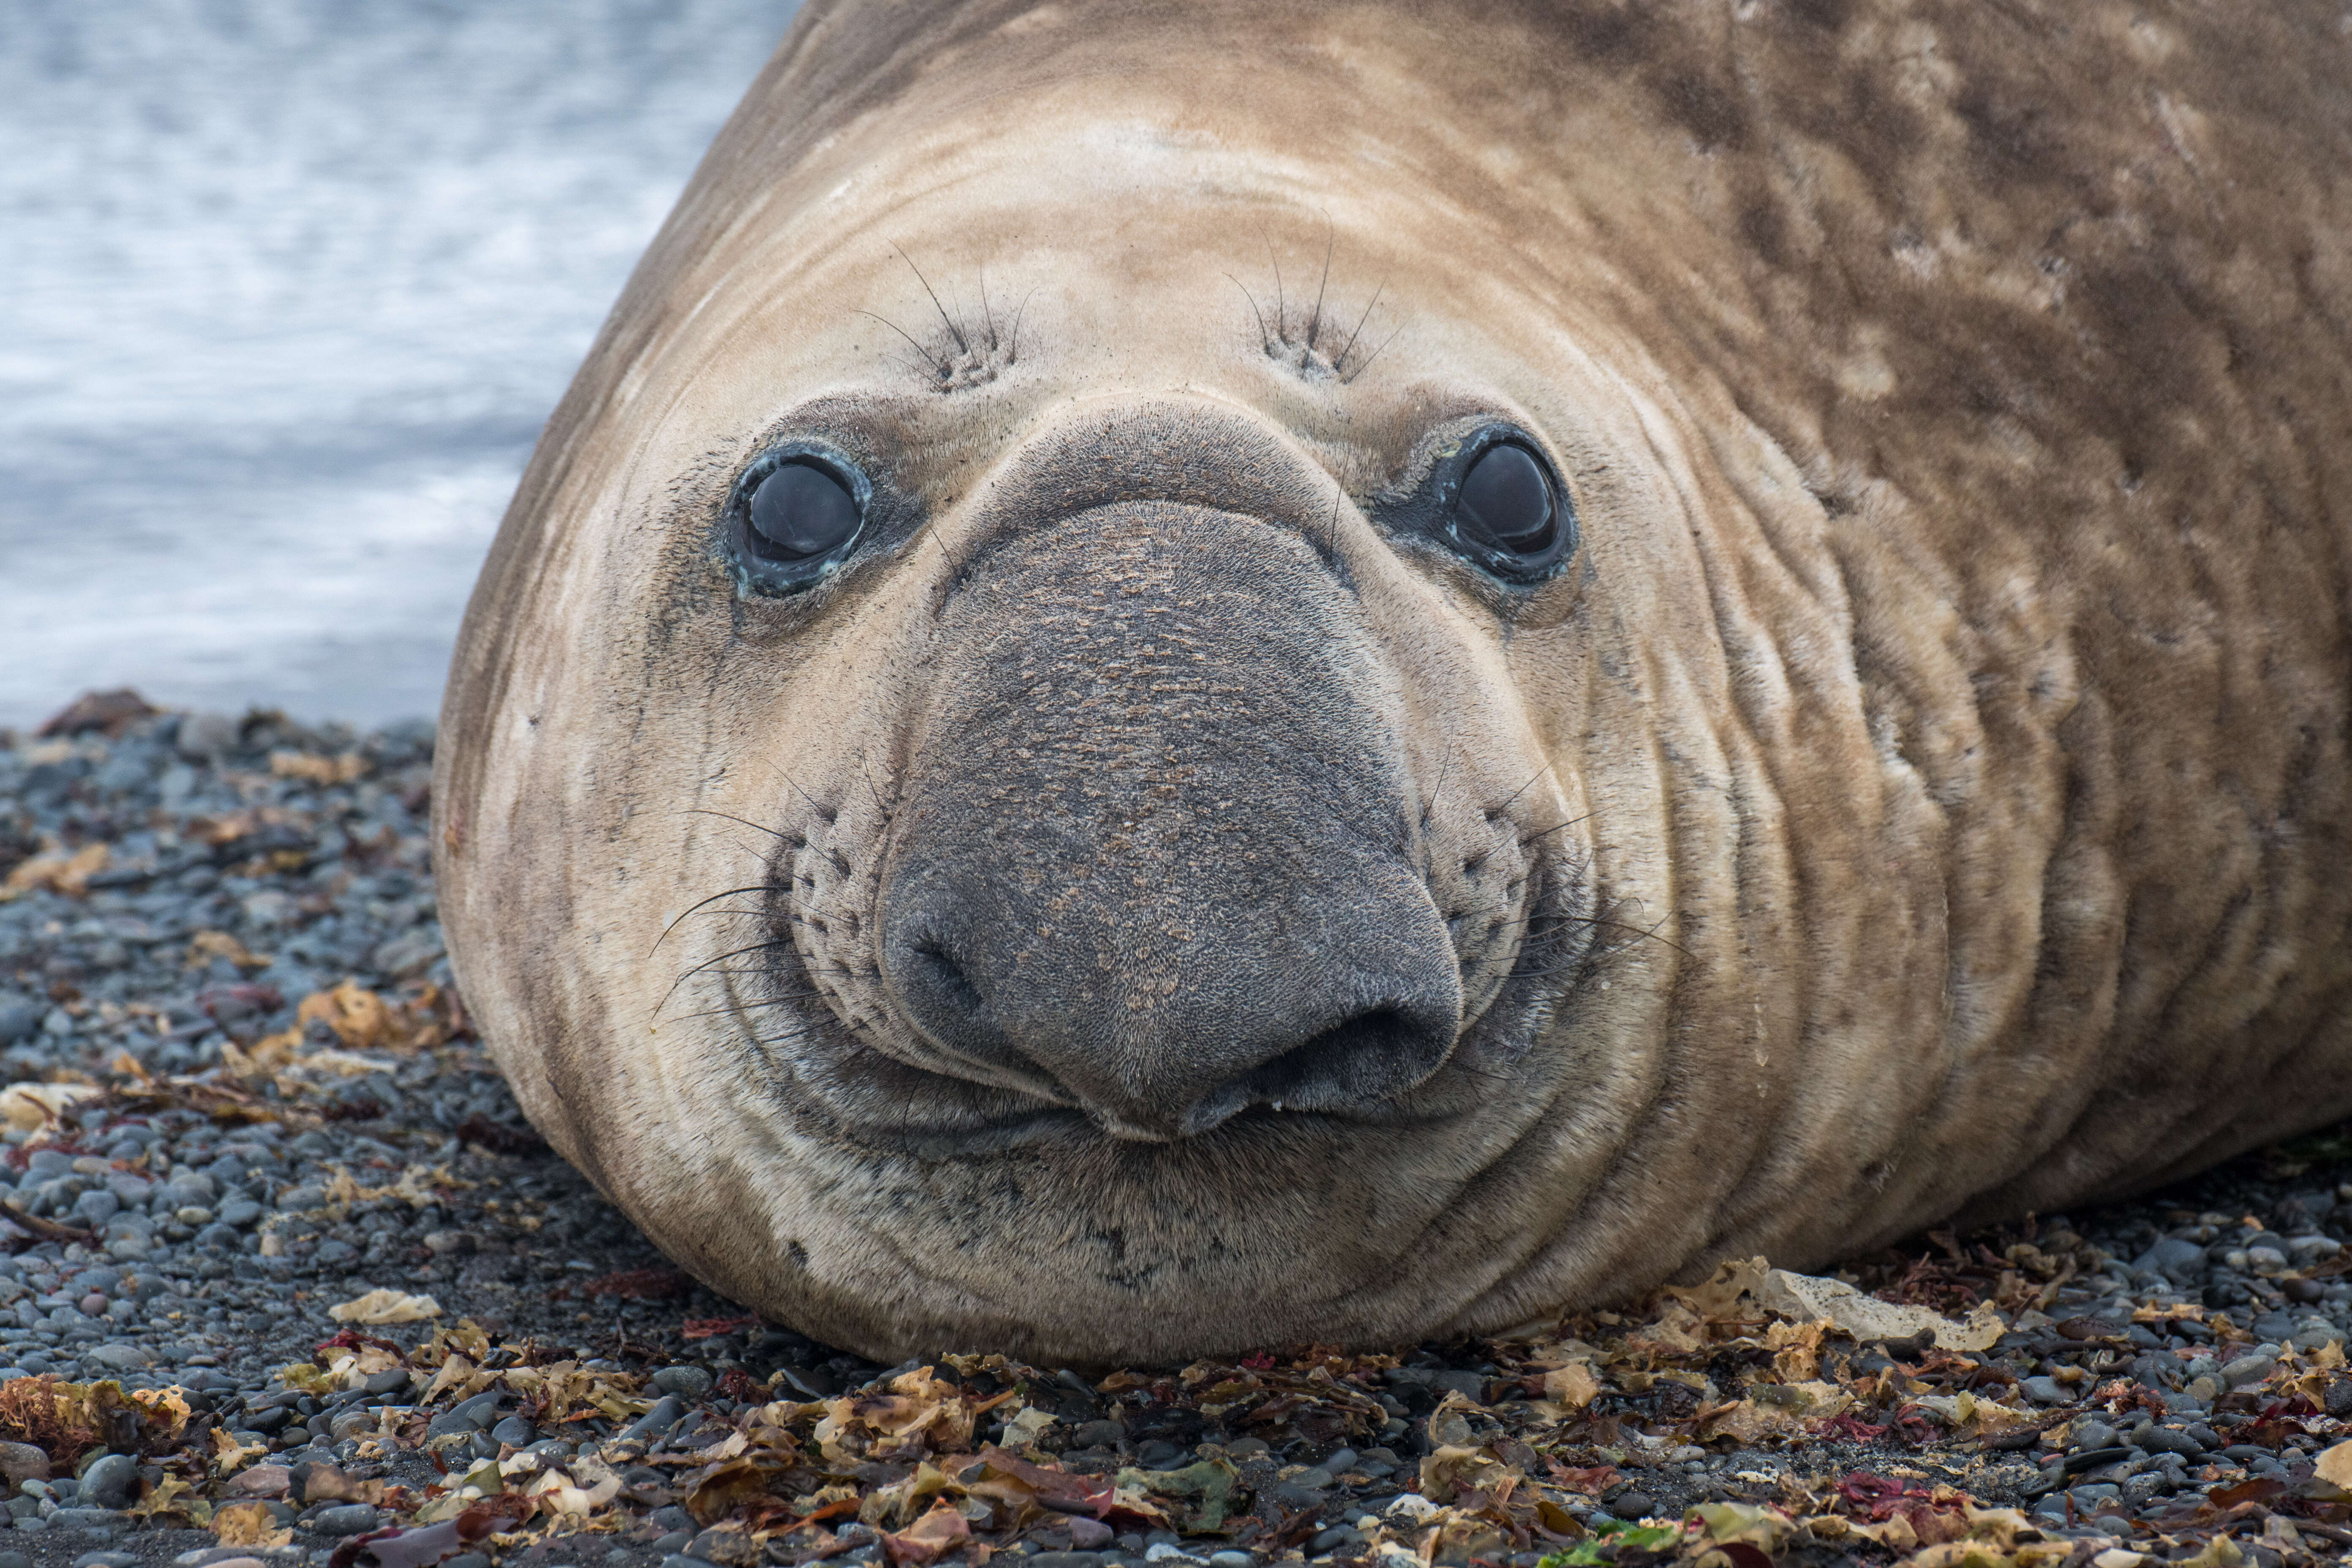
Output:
[{"xmin": 436, "ymin": 0, "xmax": 2352, "ymax": 1362}]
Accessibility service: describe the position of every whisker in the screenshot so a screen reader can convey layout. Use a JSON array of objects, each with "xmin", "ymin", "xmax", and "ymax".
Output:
[
  {"xmin": 1007, "ymin": 287, "xmax": 1037, "ymax": 364},
  {"xmin": 855, "ymin": 308, "xmax": 947, "ymax": 378},
  {"xmin": 1488, "ymin": 765, "xmax": 1555, "ymax": 817},
  {"xmin": 1306, "ymin": 219, "xmax": 1334, "ymax": 351},
  {"xmin": 893, "ymin": 244, "xmax": 970, "ymax": 355},
  {"xmin": 1225, "ymin": 272, "xmax": 1273, "ymax": 354},
  {"xmin": 1260, "ymin": 227, "xmax": 1285, "ymax": 336},
  {"xmin": 677, "ymin": 807, "xmax": 792, "ymax": 842},
  {"xmin": 1335, "ymin": 276, "xmax": 1387, "ymax": 373},
  {"xmin": 652, "ymin": 881, "xmax": 777, "ymax": 953},
  {"xmin": 1517, "ymin": 814, "xmax": 1596, "ymax": 847},
  {"xmin": 1342, "ymin": 319, "xmax": 1405, "ymax": 383},
  {"xmin": 655, "ymin": 938, "xmax": 798, "ymax": 1019}
]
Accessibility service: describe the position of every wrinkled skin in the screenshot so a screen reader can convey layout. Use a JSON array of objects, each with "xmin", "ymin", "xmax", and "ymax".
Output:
[{"xmin": 435, "ymin": 0, "xmax": 2352, "ymax": 1363}]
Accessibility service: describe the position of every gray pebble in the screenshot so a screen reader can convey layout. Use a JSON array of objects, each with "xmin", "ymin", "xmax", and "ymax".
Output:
[
  {"xmin": 490, "ymin": 1416, "xmax": 536, "ymax": 1446},
  {"xmin": 76, "ymin": 1454, "xmax": 136, "ymax": 1511},
  {"xmin": 2070, "ymin": 1421, "xmax": 2118, "ymax": 1451},
  {"xmin": 2021, "ymin": 1376, "xmax": 2072, "ymax": 1404},
  {"xmin": 309, "ymin": 1504, "xmax": 378, "ymax": 1536},
  {"xmin": 686, "ymin": 1530, "xmax": 744, "ymax": 1561},
  {"xmin": 650, "ymin": 1365, "xmax": 713, "ymax": 1399},
  {"xmin": 45, "ymin": 1508, "xmax": 122, "ymax": 1530}
]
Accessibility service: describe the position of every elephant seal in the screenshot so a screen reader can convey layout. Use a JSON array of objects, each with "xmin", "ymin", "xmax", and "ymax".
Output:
[{"xmin": 434, "ymin": 0, "xmax": 2352, "ymax": 1364}]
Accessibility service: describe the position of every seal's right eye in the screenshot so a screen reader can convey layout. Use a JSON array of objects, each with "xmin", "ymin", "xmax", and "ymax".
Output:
[
  {"xmin": 748, "ymin": 460, "xmax": 861, "ymax": 561},
  {"xmin": 725, "ymin": 443, "xmax": 875, "ymax": 596}
]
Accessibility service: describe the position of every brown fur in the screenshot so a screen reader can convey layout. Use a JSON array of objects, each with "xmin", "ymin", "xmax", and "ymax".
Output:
[{"xmin": 435, "ymin": 0, "xmax": 2352, "ymax": 1362}]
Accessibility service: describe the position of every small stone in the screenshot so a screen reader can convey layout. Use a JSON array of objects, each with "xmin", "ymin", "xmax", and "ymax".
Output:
[
  {"xmin": 363, "ymin": 1369, "xmax": 410, "ymax": 1396},
  {"xmin": 2132, "ymin": 1423, "xmax": 2204, "ymax": 1459},
  {"xmin": 445, "ymin": 1556, "xmax": 490, "ymax": 1568},
  {"xmin": 2071, "ymin": 1421, "xmax": 2119, "ymax": 1451},
  {"xmin": 70, "ymin": 1193, "xmax": 119, "ymax": 1228},
  {"xmin": 1068, "ymin": 1419, "xmax": 1125, "ymax": 1450},
  {"xmin": 491, "ymin": 1416, "xmax": 536, "ymax": 1446},
  {"xmin": 217, "ymin": 1200, "xmax": 264, "ymax": 1229},
  {"xmin": 685, "ymin": 1530, "xmax": 752, "ymax": 1565},
  {"xmin": 650, "ymin": 1533, "xmax": 692, "ymax": 1556},
  {"xmin": 1031, "ymin": 1555, "xmax": 1106, "ymax": 1568},
  {"xmin": 2221, "ymin": 1354, "xmax": 2276, "ymax": 1387},
  {"xmin": 2022, "ymin": 1377, "xmax": 2072, "ymax": 1405},
  {"xmin": 82, "ymin": 1344, "xmax": 148, "ymax": 1373},
  {"xmin": 71, "ymin": 1551, "xmax": 135, "ymax": 1568},
  {"xmin": 77, "ymin": 1454, "xmax": 136, "ymax": 1511},
  {"xmin": 308, "ymin": 1504, "xmax": 378, "ymax": 1536},
  {"xmin": 177, "ymin": 712, "xmax": 238, "ymax": 761},
  {"xmin": 0, "ymin": 997, "xmax": 40, "ymax": 1046},
  {"xmin": 1609, "ymin": 1492, "xmax": 1657, "ymax": 1520},
  {"xmin": 46, "ymin": 1508, "xmax": 122, "ymax": 1530},
  {"xmin": 650, "ymin": 1366, "xmax": 713, "ymax": 1399},
  {"xmin": 1067, "ymin": 1518, "xmax": 1114, "ymax": 1549},
  {"xmin": 0, "ymin": 1443, "xmax": 47, "ymax": 1485}
]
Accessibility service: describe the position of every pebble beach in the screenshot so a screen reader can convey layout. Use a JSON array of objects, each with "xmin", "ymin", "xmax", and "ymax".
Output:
[{"xmin": 8, "ymin": 691, "xmax": 2352, "ymax": 1568}]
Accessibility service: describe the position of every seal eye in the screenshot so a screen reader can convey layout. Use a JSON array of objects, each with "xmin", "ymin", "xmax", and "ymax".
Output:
[
  {"xmin": 1455, "ymin": 442, "xmax": 1555, "ymax": 557},
  {"xmin": 747, "ymin": 460, "xmax": 861, "ymax": 561}
]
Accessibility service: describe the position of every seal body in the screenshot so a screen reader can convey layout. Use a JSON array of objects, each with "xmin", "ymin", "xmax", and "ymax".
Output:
[{"xmin": 435, "ymin": 0, "xmax": 2352, "ymax": 1362}]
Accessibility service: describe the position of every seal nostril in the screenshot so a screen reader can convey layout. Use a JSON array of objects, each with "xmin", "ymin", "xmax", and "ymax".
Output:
[
  {"xmin": 1222, "ymin": 1004, "xmax": 1451, "ymax": 1123},
  {"xmin": 909, "ymin": 939, "xmax": 987, "ymax": 1018}
]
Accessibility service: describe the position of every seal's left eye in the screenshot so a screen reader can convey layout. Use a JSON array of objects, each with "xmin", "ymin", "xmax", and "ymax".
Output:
[
  {"xmin": 1456, "ymin": 442, "xmax": 1555, "ymax": 557},
  {"xmin": 748, "ymin": 460, "xmax": 861, "ymax": 561}
]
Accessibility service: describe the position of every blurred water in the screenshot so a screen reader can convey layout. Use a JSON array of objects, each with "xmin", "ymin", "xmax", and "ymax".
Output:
[{"xmin": 0, "ymin": 0, "xmax": 796, "ymax": 729}]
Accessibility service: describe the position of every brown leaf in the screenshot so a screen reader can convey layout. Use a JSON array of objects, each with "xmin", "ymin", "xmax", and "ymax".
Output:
[{"xmin": 882, "ymin": 1499, "xmax": 973, "ymax": 1565}]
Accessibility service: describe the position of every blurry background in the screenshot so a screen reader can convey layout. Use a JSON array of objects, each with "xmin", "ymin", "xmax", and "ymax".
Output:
[{"xmin": 0, "ymin": 0, "xmax": 798, "ymax": 730}]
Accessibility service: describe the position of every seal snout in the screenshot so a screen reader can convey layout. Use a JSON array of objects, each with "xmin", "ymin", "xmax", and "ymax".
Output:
[
  {"xmin": 879, "ymin": 864, "xmax": 1464, "ymax": 1142},
  {"xmin": 866, "ymin": 497, "xmax": 1467, "ymax": 1142}
]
